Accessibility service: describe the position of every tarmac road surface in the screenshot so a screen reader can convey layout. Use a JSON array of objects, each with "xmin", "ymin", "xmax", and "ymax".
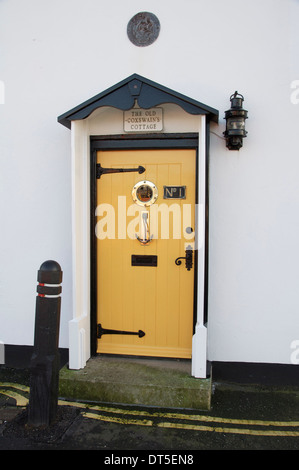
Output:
[{"xmin": 1, "ymin": 370, "xmax": 299, "ymax": 452}]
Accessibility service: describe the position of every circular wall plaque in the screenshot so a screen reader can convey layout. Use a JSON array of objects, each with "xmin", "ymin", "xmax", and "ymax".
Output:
[{"xmin": 127, "ymin": 12, "xmax": 160, "ymax": 47}]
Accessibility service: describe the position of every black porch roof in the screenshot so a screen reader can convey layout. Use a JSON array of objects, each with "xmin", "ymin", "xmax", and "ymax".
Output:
[{"xmin": 57, "ymin": 74, "xmax": 219, "ymax": 129}]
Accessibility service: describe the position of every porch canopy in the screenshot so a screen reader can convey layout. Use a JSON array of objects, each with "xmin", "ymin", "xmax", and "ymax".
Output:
[{"xmin": 57, "ymin": 73, "xmax": 218, "ymax": 128}]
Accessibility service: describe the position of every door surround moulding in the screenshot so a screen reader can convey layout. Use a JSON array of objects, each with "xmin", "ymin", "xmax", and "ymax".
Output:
[{"xmin": 58, "ymin": 74, "xmax": 218, "ymax": 378}]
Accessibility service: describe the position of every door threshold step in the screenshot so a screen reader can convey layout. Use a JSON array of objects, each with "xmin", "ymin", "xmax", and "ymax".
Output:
[{"xmin": 59, "ymin": 356, "xmax": 211, "ymax": 410}]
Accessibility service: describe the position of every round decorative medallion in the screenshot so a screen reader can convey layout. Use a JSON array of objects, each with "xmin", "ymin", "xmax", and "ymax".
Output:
[{"xmin": 127, "ymin": 12, "xmax": 160, "ymax": 47}]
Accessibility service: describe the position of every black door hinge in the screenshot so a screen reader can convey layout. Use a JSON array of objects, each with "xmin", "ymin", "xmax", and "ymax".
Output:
[
  {"xmin": 96, "ymin": 164, "xmax": 145, "ymax": 179},
  {"xmin": 97, "ymin": 324, "xmax": 145, "ymax": 338}
]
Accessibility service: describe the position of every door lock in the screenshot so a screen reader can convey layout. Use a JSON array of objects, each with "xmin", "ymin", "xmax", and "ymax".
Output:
[{"xmin": 175, "ymin": 245, "xmax": 193, "ymax": 271}]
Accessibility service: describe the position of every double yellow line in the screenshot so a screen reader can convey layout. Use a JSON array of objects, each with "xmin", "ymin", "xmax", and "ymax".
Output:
[
  {"xmin": 1, "ymin": 382, "xmax": 299, "ymax": 437},
  {"xmin": 0, "ymin": 383, "xmax": 30, "ymax": 407},
  {"xmin": 79, "ymin": 404, "xmax": 299, "ymax": 437}
]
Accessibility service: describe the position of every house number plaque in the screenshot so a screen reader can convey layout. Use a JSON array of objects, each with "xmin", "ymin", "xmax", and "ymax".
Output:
[{"xmin": 163, "ymin": 186, "xmax": 186, "ymax": 199}]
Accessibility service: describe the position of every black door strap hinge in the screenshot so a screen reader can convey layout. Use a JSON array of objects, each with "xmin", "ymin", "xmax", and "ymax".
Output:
[
  {"xmin": 97, "ymin": 324, "xmax": 145, "ymax": 338},
  {"xmin": 96, "ymin": 164, "xmax": 145, "ymax": 179}
]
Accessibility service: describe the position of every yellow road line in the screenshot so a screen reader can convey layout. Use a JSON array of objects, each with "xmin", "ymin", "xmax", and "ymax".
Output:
[
  {"xmin": 2, "ymin": 384, "xmax": 299, "ymax": 437},
  {"xmin": 157, "ymin": 421, "xmax": 299, "ymax": 437},
  {"xmin": 81, "ymin": 411, "xmax": 299, "ymax": 437},
  {"xmin": 0, "ymin": 383, "xmax": 29, "ymax": 392},
  {"xmin": 83, "ymin": 411, "xmax": 153, "ymax": 427},
  {"xmin": 58, "ymin": 399, "xmax": 299, "ymax": 428},
  {"xmin": 0, "ymin": 390, "xmax": 28, "ymax": 407}
]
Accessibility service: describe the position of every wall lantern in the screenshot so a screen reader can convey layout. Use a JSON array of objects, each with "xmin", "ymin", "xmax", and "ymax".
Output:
[{"xmin": 224, "ymin": 91, "xmax": 248, "ymax": 150}]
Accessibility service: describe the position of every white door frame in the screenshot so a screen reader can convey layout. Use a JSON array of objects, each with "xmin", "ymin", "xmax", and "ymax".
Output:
[{"xmin": 67, "ymin": 106, "xmax": 208, "ymax": 378}]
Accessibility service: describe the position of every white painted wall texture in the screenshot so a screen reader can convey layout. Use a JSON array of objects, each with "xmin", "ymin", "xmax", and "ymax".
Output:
[{"xmin": 0, "ymin": 0, "xmax": 298, "ymax": 364}]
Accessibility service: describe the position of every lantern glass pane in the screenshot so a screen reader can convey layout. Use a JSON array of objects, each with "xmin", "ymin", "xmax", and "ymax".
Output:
[{"xmin": 227, "ymin": 117, "xmax": 245, "ymax": 130}]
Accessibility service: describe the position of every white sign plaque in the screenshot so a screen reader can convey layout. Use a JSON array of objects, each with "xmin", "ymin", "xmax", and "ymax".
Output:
[{"xmin": 124, "ymin": 108, "xmax": 163, "ymax": 132}]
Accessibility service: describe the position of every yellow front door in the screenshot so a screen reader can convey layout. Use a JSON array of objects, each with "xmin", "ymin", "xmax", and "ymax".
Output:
[{"xmin": 96, "ymin": 148, "xmax": 196, "ymax": 358}]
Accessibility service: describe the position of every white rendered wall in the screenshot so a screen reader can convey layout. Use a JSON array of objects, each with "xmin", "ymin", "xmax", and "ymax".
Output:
[{"xmin": 0, "ymin": 0, "xmax": 298, "ymax": 365}]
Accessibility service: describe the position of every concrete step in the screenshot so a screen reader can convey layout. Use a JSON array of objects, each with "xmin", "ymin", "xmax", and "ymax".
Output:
[{"xmin": 59, "ymin": 356, "xmax": 211, "ymax": 410}]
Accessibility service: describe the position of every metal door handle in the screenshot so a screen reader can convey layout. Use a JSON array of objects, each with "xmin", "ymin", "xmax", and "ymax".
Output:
[
  {"xmin": 175, "ymin": 245, "xmax": 193, "ymax": 271},
  {"xmin": 136, "ymin": 211, "xmax": 153, "ymax": 245}
]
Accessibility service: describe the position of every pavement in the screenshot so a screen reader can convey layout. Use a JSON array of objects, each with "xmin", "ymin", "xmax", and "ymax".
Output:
[{"xmin": 1, "ymin": 363, "xmax": 299, "ymax": 452}]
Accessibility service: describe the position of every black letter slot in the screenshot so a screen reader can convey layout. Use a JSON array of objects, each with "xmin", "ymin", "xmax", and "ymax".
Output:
[{"xmin": 131, "ymin": 255, "xmax": 158, "ymax": 267}]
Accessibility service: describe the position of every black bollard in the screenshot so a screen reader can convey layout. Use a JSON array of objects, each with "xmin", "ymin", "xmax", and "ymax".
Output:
[{"xmin": 28, "ymin": 260, "xmax": 63, "ymax": 427}]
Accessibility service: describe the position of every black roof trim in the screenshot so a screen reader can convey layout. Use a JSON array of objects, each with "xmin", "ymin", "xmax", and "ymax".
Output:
[{"xmin": 57, "ymin": 74, "xmax": 219, "ymax": 129}]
